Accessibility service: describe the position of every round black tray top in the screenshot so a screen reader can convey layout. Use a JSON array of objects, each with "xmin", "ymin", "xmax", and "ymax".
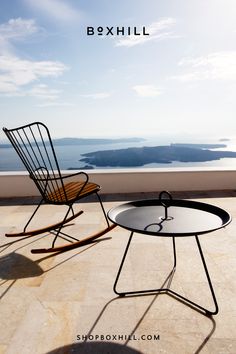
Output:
[{"xmin": 108, "ymin": 199, "xmax": 231, "ymax": 237}]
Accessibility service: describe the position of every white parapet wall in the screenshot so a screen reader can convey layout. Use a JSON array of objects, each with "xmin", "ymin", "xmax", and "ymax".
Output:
[{"xmin": 0, "ymin": 167, "xmax": 236, "ymax": 197}]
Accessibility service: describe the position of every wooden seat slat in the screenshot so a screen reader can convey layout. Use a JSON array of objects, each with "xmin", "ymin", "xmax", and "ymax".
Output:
[{"xmin": 47, "ymin": 181, "xmax": 100, "ymax": 203}]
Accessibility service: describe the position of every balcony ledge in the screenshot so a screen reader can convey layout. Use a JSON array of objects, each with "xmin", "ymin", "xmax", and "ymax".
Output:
[{"xmin": 1, "ymin": 167, "xmax": 236, "ymax": 198}]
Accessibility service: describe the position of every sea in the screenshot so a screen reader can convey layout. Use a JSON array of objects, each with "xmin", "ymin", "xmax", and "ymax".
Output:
[{"xmin": 1, "ymin": 135, "xmax": 236, "ymax": 171}]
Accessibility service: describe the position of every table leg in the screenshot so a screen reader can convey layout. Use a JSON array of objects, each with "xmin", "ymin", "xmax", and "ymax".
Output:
[
  {"xmin": 113, "ymin": 233, "xmax": 177, "ymax": 297},
  {"xmin": 113, "ymin": 232, "xmax": 134, "ymax": 296},
  {"xmin": 113, "ymin": 233, "xmax": 218, "ymax": 316},
  {"xmin": 194, "ymin": 235, "xmax": 219, "ymax": 315}
]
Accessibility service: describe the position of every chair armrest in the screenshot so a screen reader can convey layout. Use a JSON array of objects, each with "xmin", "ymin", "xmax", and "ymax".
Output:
[
  {"xmin": 61, "ymin": 171, "xmax": 89, "ymax": 181},
  {"xmin": 31, "ymin": 171, "xmax": 89, "ymax": 183}
]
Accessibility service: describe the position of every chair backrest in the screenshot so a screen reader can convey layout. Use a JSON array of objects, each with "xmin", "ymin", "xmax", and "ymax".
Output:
[{"xmin": 3, "ymin": 122, "xmax": 66, "ymax": 202}]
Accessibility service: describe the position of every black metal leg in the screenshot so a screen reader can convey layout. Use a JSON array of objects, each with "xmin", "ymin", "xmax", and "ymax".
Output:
[
  {"xmin": 23, "ymin": 198, "xmax": 44, "ymax": 232},
  {"xmin": 172, "ymin": 236, "xmax": 176, "ymax": 268},
  {"xmin": 113, "ymin": 232, "xmax": 134, "ymax": 296},
  {"xmin": 165, "ymin": 236, "xmax": 218, "ymax": 315},
  {"xmin": 113, "ymin": 233, "xmax": 218, "ymax": 316},
  {"xmin": 195, "ymin": 235, "xmax": 218, "ymax": 315},
  {"xmin": 96, "ymin": 192, "xmax": 110, "ymax": 228},
  {"xmin": 113, "ymin": 232, "xmax": 177, "ymax": 297},
  {"xmin": 166, "ymin": 237, "xmax": 176, "ymax": 289},
  {"xmin": 51, "ymin": 205, "xmax": 72, "ymax": 248}
]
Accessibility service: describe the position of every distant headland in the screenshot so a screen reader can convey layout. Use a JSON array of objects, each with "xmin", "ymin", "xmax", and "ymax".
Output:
[
  {"xmin": 0, "ymin": 137, "xmax": 145, "ymax": 148},
  {"xmin": 52, "ymin": 137, "xmax": 145, "ymax": 146}
]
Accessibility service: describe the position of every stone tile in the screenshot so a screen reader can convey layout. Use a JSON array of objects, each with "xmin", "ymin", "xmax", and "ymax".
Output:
[
  {"xmin": 0, "ymin": 286, "xmax": 38, "ymax": 343},
  {"xmin": 0, "ymin": 345, "xmax": 7, "ymax": 354},
  {"xmin": 6, "ymin": 301, "xmax": 81, "ymax": 354},
  {"xmin": 203, "ymin": 338, "xmax": 236, "ymax": 354}
]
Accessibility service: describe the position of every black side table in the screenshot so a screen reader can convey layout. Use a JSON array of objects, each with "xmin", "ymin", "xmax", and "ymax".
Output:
[{"xmin": 108, "ymin": 193, "xmax": 231, "ymax": 316}]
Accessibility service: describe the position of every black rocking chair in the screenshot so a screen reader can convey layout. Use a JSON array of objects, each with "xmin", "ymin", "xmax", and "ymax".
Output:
[{"xmin": 3, "ymin": 122, "xmax": 115, "ymax": 253}]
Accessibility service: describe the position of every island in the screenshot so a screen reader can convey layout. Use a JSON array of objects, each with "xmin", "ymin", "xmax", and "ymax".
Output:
[
  {"xmin": 80, "ymin": 145, "xmax": 236, "ymax": 167},
  {"xmin": 219, "ymin": 138, "xmax": 230, "ymax": 142}
]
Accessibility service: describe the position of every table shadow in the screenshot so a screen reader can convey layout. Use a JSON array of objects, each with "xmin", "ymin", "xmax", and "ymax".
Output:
[{"xmin": 47, "ymin": 341, "xmax": 142, "ymax": 354}]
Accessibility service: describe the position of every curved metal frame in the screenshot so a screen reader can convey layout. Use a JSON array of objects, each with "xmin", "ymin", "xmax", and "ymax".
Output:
[{"xmin": 113, "ymin": 232, "xmax": 218, "ymax": 316}]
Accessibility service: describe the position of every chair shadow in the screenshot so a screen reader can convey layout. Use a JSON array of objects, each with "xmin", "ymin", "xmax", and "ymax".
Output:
[
  {"xmin": 0, "ymin": 236, "xmax": 109, "ymax": 300},
  {"xmin": 0, "ymin": 232, "xmax": 44, "ymax": 254},
  {"xmin": 0, "ymin": 252, "xmax": 45, "ymax": 283},
  {"xmin": 47, "ymin": 341, "xmax": 142, "ymax": 354},
  {"xmin": 0, "ymin": 251, "xmax": 44, "ymax": 300}
]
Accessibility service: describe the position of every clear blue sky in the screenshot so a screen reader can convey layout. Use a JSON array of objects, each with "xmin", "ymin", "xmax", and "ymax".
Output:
[{"xmin": 0, "ymin": 0, "xmax": 236, "ymax": 139}]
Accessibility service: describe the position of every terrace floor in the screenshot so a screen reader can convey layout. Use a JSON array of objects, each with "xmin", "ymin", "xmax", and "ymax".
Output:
[{"xmin": 0, "ymin": 190, "xmax": 236, "ymax": 354}]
